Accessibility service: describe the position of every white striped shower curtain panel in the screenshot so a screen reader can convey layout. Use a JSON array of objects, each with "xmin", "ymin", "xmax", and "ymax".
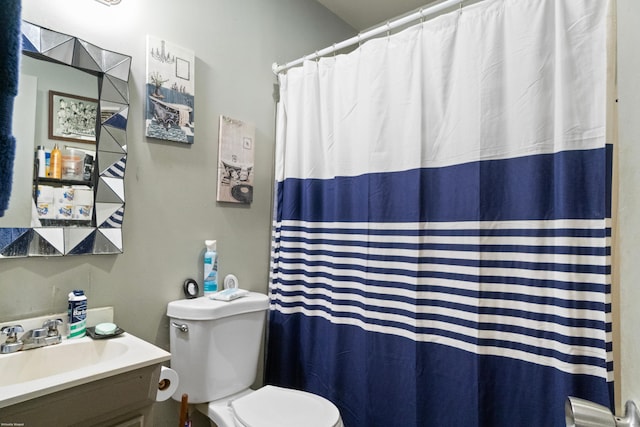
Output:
[{"xmin": 266, "ymin": 1, "xmax": 613, "ymax": 426}]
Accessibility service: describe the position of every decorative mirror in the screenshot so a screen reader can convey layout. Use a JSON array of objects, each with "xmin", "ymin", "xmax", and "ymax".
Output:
[{"xmin": 0, "ymin": 21, "xmax": 131, "ymax": 257}]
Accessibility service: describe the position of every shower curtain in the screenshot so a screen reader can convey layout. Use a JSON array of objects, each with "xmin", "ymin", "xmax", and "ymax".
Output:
[{"xmin": 266, "ymin": 1, "xmax": 613, "ymax": 426}]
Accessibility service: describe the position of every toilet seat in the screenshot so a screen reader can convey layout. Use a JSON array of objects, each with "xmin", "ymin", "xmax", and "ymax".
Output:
[{"xmin": 230, "ymin": 385, "xmax": 342, "ymax": 427}]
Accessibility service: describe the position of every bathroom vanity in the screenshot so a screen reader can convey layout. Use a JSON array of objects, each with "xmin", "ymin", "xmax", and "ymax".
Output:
[
  {"xmin": 0, "ymin": 308, "xmax": 171, "ymax": 426},
  {"xmin": 0, "ymin": 365, "xmax": 160, "ymax": 426}
]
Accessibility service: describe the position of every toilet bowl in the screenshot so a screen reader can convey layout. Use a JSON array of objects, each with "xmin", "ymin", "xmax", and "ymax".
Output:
[{"xmin": 167, "ymin": 292, "xmax": 343, "ymax": 427}]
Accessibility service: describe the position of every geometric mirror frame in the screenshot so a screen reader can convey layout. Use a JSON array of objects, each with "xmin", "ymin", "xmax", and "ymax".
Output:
[{"xmin": 0, "ymin": 21, "xmax": 131, "ymax": 258}]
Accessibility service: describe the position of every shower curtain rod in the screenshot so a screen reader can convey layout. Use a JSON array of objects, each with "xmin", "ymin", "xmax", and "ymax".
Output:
[{"xmin": 272, "ymin": 0, "xmax": 465, "ymax": 75}]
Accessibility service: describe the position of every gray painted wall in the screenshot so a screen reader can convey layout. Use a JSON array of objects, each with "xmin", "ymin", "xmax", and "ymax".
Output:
[
  {"xmin": 3, "ymin": 0, "xmax": 354, "ymax": 425},
  {"xmin": 3, "ymin": 0, "xmax": 640, "ymax": 424}
]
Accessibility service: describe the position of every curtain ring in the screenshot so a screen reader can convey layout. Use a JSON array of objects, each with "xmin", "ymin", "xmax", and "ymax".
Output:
[
  {"xmin": 315, "ymin": 51, "xmax": 319, "ymax": 63},
  {"xmin": 333, "ymin": 43, "xmax": 337, "ymax": 57},
  {"xmin": 419, "ymin": 7, "xmax": 425, "ymax": 23},
  {"xmin": 386, "ymin": 21, "xmax": 391, "ymax": 38}
]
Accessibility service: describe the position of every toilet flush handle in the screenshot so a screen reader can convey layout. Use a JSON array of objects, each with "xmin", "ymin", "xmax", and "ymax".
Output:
[{"xmin": 171, "ymin": 322, "xmax": 189, "ymax": 333}]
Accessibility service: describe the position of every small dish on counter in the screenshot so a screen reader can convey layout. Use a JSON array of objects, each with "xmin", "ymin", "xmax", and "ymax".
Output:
[{"xmin": 86, "ymin": 324, "xmax": 125, "ymax": 339}]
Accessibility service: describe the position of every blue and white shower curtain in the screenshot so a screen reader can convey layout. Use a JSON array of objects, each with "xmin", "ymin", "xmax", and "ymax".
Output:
[{"xmin": 266, "ymin": 1, "xmax": 613, "ymax": 426}]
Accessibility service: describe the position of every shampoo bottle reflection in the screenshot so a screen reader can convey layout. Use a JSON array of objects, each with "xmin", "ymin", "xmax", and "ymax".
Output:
[{"xmin": 50, "ymin": 144, "xmax": 62, "ymax": 179}]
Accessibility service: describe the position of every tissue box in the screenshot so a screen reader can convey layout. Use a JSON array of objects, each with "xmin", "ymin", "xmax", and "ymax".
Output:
[
  {"xmin": 36, "ymin": 201, "xmax": 55, "ymax": 219},
  {"xmin": 36, "ymin": 185, "xmax": 55, "ymax": 219},
  {"xmin": 36, "ymin": 185, "xmax": 54, "ymax": 202},
  {"xmin": 73, "ymin": 204, "xmax": 93, "ymax": 221},
  {"xmin": 73, "ymin": 188, "xmax": 93, "ymax": 205},
  {"xmin": 72, "ymin": 188, "xmax": 93, "ymax": 220},
  {"xmin": 53, "ymin": 187, "xmax": 74, "ymax": 220},
  {"xmin": 54, "ymin": 186, "xmax": 75, "ymax": 205},
  {"xmin": 55, "ymin": 203, "xmax": 74, "ymax": 220}
]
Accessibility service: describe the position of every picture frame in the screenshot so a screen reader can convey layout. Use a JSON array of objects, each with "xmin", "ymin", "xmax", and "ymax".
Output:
[
  {"xmin": 145, "ymin": 36, "xmax": 195, "ymax": 144},
  {"xmin": 48, "ymin": 90, "xmax": 98, "ymax": 144},
  {"xmin": 216, "ymin": 115, "xmax": 255, "ymax": 204}
]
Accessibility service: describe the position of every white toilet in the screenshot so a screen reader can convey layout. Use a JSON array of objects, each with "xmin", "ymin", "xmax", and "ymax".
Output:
[{"xmin": 167, "ymin": 292, "xmax": 343, "ymax": 427}]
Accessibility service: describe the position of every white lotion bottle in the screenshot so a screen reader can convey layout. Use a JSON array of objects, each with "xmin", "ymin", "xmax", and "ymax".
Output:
[{"xmin": 203, "ymin": 240, "xmax": 218, "ymax": 296}]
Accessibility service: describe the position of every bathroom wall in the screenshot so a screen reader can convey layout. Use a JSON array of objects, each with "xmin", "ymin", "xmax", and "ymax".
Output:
[{"xmin": 1, "ymin": 0, "xmax": 355, "ymax": 425}]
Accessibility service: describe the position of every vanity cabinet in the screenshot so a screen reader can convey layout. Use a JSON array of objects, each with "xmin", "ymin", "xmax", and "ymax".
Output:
[{"xmin": 0, "ymin": 365, "xmax": 162, "ymax": 426}]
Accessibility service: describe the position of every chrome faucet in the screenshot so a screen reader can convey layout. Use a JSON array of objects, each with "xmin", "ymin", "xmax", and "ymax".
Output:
[
  {"xmin": 0, "ymin": 325, "xmax": 24, "ymax": 353},
  {"xmin": 0, "ymin": 319, "xmax": 64, "ymax": 354},
  {"xmin": 21, "ymin": 319, "xmax": 63, "ymax": 350}
]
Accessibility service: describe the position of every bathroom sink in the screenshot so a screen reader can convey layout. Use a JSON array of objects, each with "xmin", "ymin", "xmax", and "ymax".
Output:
[{"xmin": 0, "ymin": 333, "xmax": 171, "ymax": 408}]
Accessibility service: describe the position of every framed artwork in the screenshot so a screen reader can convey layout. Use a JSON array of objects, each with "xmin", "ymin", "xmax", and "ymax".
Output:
[
  {"xmin": 145, "ymin": 36, "xmax": 195, "ymax": 144},
  {"xmin": 48, "ymin": 90, "xmax": 98, "ymax": 144},
  {"xmin": 217, "ymin": 116, "xmax": 255, "ymax": 204}
]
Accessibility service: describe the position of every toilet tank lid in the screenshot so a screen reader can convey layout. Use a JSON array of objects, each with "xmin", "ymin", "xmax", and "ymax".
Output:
[{"xmin": 166, "ymin": 292, "xmax": 269, "ymax": 320}]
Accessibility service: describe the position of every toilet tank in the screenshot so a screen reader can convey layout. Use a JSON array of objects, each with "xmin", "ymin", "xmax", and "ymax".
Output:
[{"xmin": 166, "ymin": 292, "xmax": 269, "ymax": 403}]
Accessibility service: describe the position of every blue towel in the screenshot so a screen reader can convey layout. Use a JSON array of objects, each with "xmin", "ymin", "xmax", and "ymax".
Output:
[{"xmin": 0, "ymin": 0, "xmax": 22, "ymax": 217}]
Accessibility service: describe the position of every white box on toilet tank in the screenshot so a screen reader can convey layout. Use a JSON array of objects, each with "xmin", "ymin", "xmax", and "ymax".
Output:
[{"xmin": 166, "ymin": 292, "xmax": 269, "ymax": 403}]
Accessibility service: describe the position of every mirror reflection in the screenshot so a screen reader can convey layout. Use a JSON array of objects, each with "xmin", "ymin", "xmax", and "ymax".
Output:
[
  {"xmin": 0, "ymin": 21, "xmax": 131, "ymax": 257},
  {"xmin": 26, "ymin": 55, "xmax": 97, "ymax": 228}
]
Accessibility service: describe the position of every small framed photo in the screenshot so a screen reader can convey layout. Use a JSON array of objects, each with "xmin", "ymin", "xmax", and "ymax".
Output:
[{"xmin": 48, "ymin": 90, "xmax": 98, "ymax": 144}]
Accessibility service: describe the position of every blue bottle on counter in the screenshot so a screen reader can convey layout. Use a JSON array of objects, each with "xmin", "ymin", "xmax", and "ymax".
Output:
[
  {"xmin": 204, "ymin": 240, "xmax": 218, "ymax": 296},
  {"xmin": 68, "ymin": 290, "xmax": 87, "ymax": 339}
]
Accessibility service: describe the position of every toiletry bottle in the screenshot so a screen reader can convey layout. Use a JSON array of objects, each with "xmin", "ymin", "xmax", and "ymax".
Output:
[
  {"xmin": 68, "ymin": 290, "xmax": 87, "ymax": 338},
  {"xmin": 45, "ymin": 149, "xmax": 51, "ymax": 177},
  {"xmin": 203, "ymin": 240, "xmax": 218, "ymax": 296},
  {"xmin": 36, "ymin": 146, "xmax": 46, "ymax": 178},
  {"xmin": 83, "ymin": 154, "xmax": 94, "ymax": 181},
  {"xmin": 50, "ymin": 144, "xmax": 62, "ymax": 179}
]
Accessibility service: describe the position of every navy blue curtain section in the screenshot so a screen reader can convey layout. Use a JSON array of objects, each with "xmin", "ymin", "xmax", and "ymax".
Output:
[
  {"xmin": 0, "ymin": 0, "xmax": 22, "ymax": 216},
  {"xmin": 266, "ymin": 147, "xmax": 613, "ymax": 427},
  {"xmin": 267, "ymin": 314, "xmax": 610, "ymax": 427},
  {"xmin": 276, "ymin": 148, "xmax": 611, "ymax": 224}
]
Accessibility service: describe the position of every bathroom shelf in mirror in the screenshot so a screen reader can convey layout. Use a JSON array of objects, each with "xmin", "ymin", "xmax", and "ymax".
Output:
[
  {"xmin": 35, "ymin": 177, "xmax": 94, "ymax": 187},
  {"xmin": 33, "ymin": 172, "xmax": 96, "ymax": 228}
]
